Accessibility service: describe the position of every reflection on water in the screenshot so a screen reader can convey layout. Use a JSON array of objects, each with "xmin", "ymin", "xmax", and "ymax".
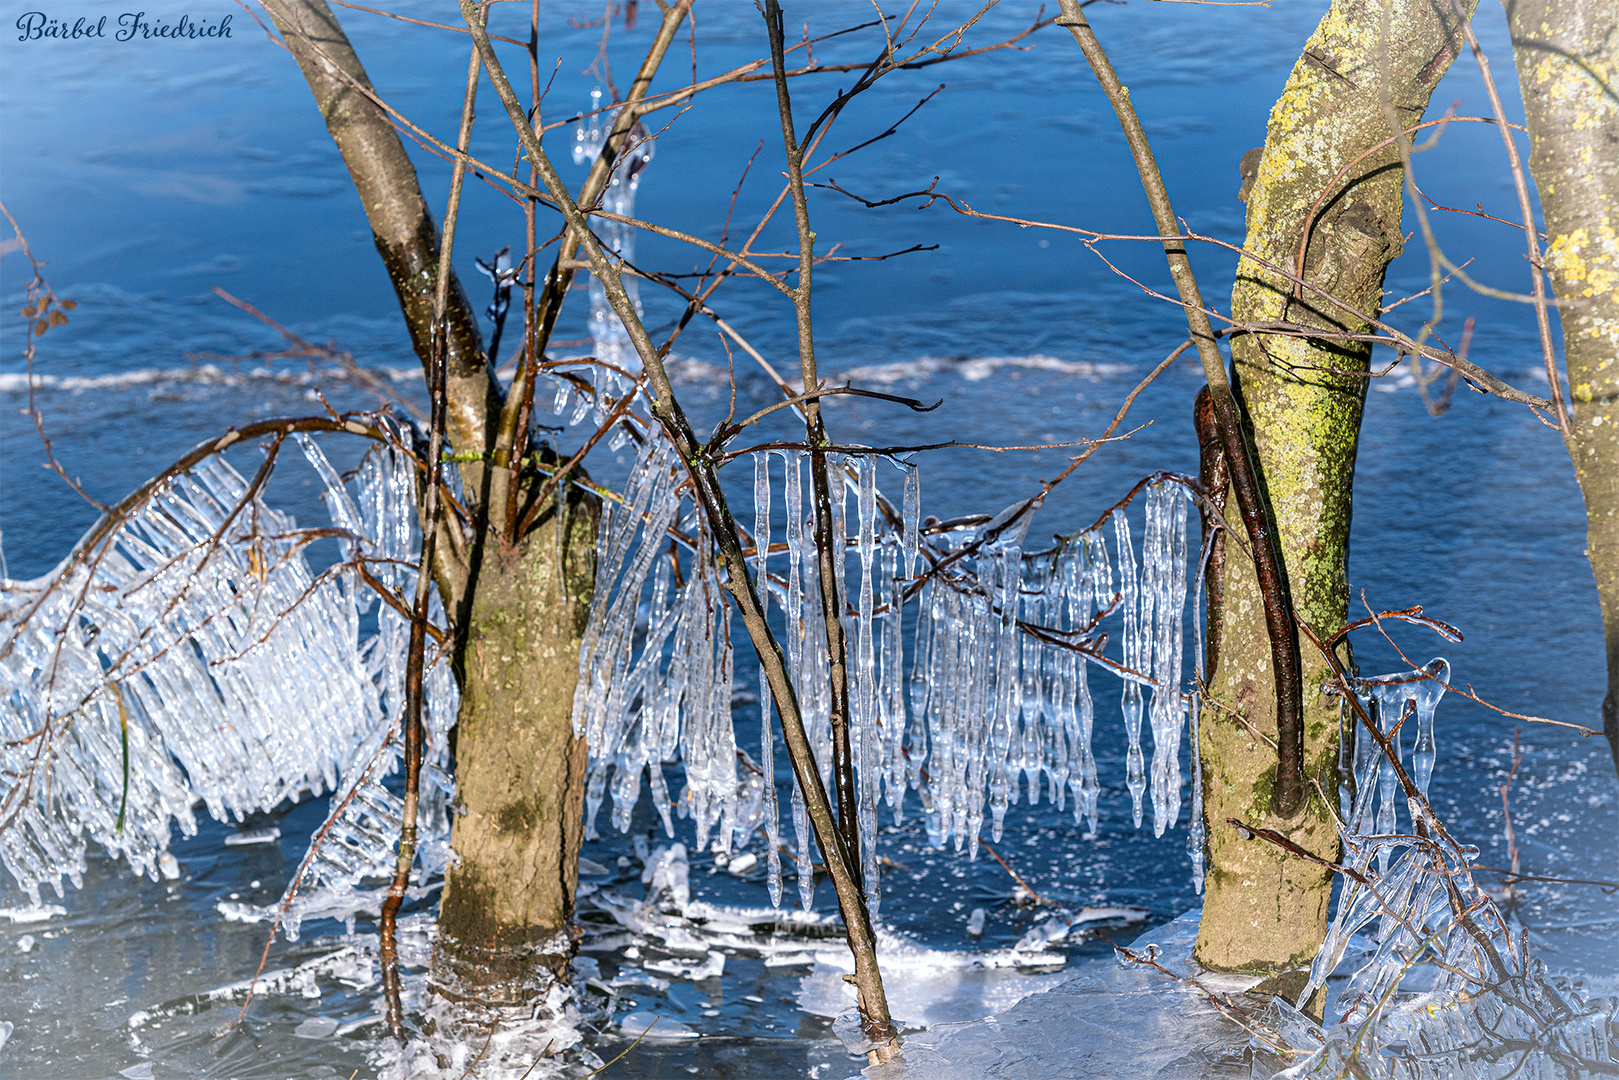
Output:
[{"xmin": 2, "ymin": 1, "xmax": 1615, "ymax": 1077}]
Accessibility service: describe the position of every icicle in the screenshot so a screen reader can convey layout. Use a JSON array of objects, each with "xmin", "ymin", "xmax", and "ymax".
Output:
[
  {"xmin": 900, "ymin": 460, "xmax": 920, "ymax": 585},
  {"xmin": 854, "ymin": 457, "xmax": 881, "ymax": 912},
  {"xmin": 754, "ymin": 452, "xmax": 772, "ymax": 597},
  {"xmin": 1075, "ymin": 531, "xmax": 1106, "ymax": 837},
  {"xmin": 932, "ymin": 579, "xmax": 964, "ymax": 849},
  {"xmin": 880, "ymin": 538, "xmax": 907, "ymax": 822},
  {"xmin": 783, "ymin": 451, "xmax": 805, "ymax": 682},
  {"xmin": 631, "ymin": 553, "xmax": 679, "ymax": 837},
  {"xmin": 762, "ymin": 663, "xmax": 782, "ymax": 908},
  {"xmin": 951, "ymin": 581, "xmax": 979, "ymax": 852},
  {"xmin": 908, "ymin": 576, "xmax": 934, "ymax": 799},
  {"xmin": 1075, "ymin": 639, "xmax": 1099, "ymax": 838},
  {"xmin": 1114, "ymin": 508, "xmax": 1147, "ymax": 828},
  {"xmin": 754, "ymin": 453, "xmax": 782, "ymax": 907},
  {"xmin": 978, "ymin": 498, "xmax": 1035, "ymax": 845},
  {"xmin": 1188, "ymin": 513, "xmax": 1212, "ymax": 894},
  {"xmin": 1145, "ymin": 483, "xmax": 1189, "ymax": 837},
  {"xmin": 1047, "ymin": 551, "xmax": 1076, "ymax": 816},
  {"xmin": 1412, "ymin": 658, "xmax": 1449, "ymax": 798},
  {"xmin": 1374, "ymin": 686, "xmax": 1403, "ymax": 874},
  {"xmin": 792, "ymin": 783, "xmax": 813, "ymax": 911},
  {"xmin": 1019, "ymin": 560, "xmax": 1046, "ymax": 807},
  {"xmin": 708, "ymin": 602, "xmax": 739, "ymax": 854}
]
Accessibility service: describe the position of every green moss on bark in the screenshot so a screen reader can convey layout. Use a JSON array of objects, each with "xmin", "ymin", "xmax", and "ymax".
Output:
[{"xmin": 1196, "ymin": 0, "xmax": 1477, "ymax": 973}]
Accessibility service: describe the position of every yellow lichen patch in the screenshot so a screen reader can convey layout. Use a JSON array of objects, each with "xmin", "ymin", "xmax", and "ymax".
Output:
[
  {"xmin": 1528, "ymin": 50, "xmax": 1617, "ymax": 131},
  {"xmin": 1547, "ymin": 222, "xmax": 1618, "ymax": 299}
]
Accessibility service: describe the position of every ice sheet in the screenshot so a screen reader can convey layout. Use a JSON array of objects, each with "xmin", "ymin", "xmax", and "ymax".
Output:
[{"xmin": 861, "ymin": 910, "xmax": 1257, "ymax": 1080}]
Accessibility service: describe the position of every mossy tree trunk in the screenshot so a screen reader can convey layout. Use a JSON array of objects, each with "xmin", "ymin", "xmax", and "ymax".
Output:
[
  {"xmin": 1196, "ymin": 0, "xmax": 1477, "ymax": 977},
  {"xmin": 433, "ymin": 493, "xmax": 598, "ymax": 1001},
  {"xmin": 1507, "ymin": 0, "xmax": 1619, "ymax": 779},
  {"xmin": 264, "ymin": 0, "xmax": 602, "ymax": 999}
]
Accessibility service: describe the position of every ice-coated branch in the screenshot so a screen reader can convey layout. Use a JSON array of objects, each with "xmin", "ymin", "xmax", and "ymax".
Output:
[
  {"xmin": 759, "ymin": 0, "xmax": 865, "ymax": 909},
  {"xmin": 760, "ymin": 0, "xmax": 900, "ymax": 1056},
  {"xmin": 2, "ymin": 429, "xmax": 457, "ymax": 919}
]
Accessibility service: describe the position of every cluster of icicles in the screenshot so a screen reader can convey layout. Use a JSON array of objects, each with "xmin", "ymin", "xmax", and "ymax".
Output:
[
  {"xmin": 570, "ymin": 87, "xmax": 651, "ymax": 411},
  {"xmin": 1, "ymin": 403, "xmax": 1609, "ymax": 1075},
  {"xmin": 572, "ymin": 430, "xmax": 1210, "ymax": 917},
  {"xmin": 1266, "ymin": 664, "xmax": 1617, "ymax": 1077},
  {"xmin": 0, "ymin": 434, "xmax": 457, "ymax": 940},
  {"xmin": 0, "ymin": 411, "xmax": 1209, "ymax": 923}
]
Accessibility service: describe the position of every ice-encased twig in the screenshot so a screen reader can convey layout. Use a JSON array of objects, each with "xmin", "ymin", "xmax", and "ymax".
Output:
[{"xmin": 1277, "ymin": 658, "xmax": 1616, "ymax": 1079}]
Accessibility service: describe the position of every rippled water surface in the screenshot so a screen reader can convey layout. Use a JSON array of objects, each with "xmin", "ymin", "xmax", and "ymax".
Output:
[{"xmin": 2, "ymin": 2, "xmax": 1615, "ymax": 1078}]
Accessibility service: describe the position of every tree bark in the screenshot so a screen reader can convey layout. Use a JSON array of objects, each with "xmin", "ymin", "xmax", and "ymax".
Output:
[
  {"xmin": 433, "ymin": 490, "xmax": 598, "ymax": 1002},
  {"xmin": 1507, "ymin": 0, "xmax": 1619, "ymax": 779},
  {"xmin": 1197, "ymin": 0, "xmax": 1477, "ymax": 975},
  {"xmin": 261, "ymin": 0, "xmax": 497, "ymax": 464},
  {"xmin": 265, "ymin": 0, "xmax": 601, "ymax": 1001}
]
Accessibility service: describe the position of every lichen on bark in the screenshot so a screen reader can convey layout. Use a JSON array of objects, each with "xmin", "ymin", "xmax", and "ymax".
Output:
[{"xmin": 1196, "ymin": 0, "xmax": 1478, "ymax": 975}]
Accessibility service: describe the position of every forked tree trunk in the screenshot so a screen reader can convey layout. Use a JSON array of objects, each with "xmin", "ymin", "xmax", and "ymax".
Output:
[
  {"xmin": 264, "ymin": 0, "xmax": 597, "ymax": 999},
  {"xmin": 1197, "ymin": 0, "xmax": 1477, "ymax": 982},
  {"xmin": 1507, "ymin": 0, "xmax": 1619, "ymax": 779}
]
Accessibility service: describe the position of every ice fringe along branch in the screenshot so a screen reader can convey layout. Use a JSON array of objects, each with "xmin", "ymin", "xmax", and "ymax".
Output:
[
  {"xmin": 0, "ymin": 430, "xmax": 457, "ymax": 941},
  {"xmin": 3, "ymin": 399, "xmax": 1219, "ymax": 928},
  {"xmin": 1217, "ymin": 658, "xmax": 1619, "ymax": 1078},
  {"xmin": 571, "ymin": 430, "xmax": 1215, "ymax": 914}
]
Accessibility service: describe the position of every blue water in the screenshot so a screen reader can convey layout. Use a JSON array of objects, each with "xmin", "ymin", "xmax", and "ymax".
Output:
[{"xmin": 2, "ymin": 3, "xmax": 1614, "ymax": 1078}]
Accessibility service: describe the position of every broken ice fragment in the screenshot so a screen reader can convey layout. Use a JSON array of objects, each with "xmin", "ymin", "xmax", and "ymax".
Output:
[
  {"xmin": 617, "ymin": 1011, "xmax": 694, "ymax": 1038},
  {"xmin": 292, "ymin": 1017, "xmax": 339, "ymax": 1039}
]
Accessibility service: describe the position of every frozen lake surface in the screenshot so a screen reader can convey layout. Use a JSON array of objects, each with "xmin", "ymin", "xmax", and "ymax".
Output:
[{"xmin": 2, "ymin": 2, "xmax": 1615, "ymax": 1077}]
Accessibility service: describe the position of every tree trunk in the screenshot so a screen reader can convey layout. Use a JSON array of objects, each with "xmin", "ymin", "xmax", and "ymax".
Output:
[
  {"xmin": 433, "ymin": 491, "xmax": 598, "ymax": 1001},
  {"xmin": 1507, "ymin": 0, "xmax": 1619, "ymax": 779},
  {"xmin": 265, "ymin": 0, "xmax": 600, "ymax": 1000},
  {"xmin": 261, "ymin": 0, "xmax": 497, "ymax": 463},
  {"xmin": 1196, "ymin": 0, "xmax": 1477, "ymax": 978}
]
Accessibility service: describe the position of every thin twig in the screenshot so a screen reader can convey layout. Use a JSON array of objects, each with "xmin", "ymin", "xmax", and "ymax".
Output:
[
  {"xmin": 978, "ymin": 839, "xmax": 1045, "ymax": 903},
  {"xmin": 1056, "ymin": 0, "xmax": 1305, "ymax": 816}
]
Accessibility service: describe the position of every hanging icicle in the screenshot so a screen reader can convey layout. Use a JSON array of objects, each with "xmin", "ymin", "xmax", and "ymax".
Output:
[
  {"xmin": 754, "ymin": 453, "xmax": 783, "ymax": 907},
  {"xmin": 572, "ymin": 87, "xmax": 655, "ymax": 414},
  {"xmin": 1144, "ymin": 482, "xmax": 1190, "ymax": 838}
]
